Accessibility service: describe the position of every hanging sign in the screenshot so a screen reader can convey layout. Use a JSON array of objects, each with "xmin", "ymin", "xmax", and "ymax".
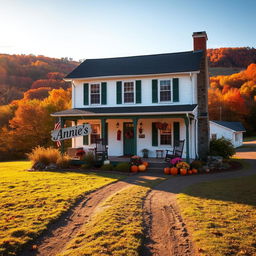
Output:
[{"xmin": 51, "ymin": 124, "xmax": 91, "ymax": 141}]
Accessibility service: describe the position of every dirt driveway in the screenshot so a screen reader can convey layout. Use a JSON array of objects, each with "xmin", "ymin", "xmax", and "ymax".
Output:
[
  {"xmin": 142, "ymin": 141, "xmax": 256, "ymax": 256},
  {"xmin": 20, "ymin": 142, "xmax": 256, "ymax": 256}
]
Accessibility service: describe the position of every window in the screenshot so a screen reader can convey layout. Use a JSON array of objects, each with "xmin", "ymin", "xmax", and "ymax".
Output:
[
  {"xmin": 90, "ymin": 124, "xmax": 100, "ymax": 144},
  {"xmin": 124, "ymin": 82, "xmax": 134, "ymax": 103},
  {"xmin": 90, "ymin": 84, "xmax": 100, "ymax": 104},
  {"xmin": 160, "ymin": 123, "xmax": 172, "ymax": 145},
  {"xmin": 211, "ymin": 134, "xmax": 217, "ymax": 140},
  {"xmin": 235, "ymin": 133, "xmax": 239, "ymax": 142},
  {"xmin": 160, "ymin": 80, "xmax": 171, "ymax": 102}
]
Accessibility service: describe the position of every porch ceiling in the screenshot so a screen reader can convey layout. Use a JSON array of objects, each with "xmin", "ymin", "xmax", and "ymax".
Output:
[{"xmin": 51, "ymin": 104, "xmax": 197, "ymax": 117}]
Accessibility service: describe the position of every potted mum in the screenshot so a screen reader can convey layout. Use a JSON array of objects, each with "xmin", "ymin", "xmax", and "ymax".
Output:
[{"xmin": 176, "ymin": 161, "xmax": 190, "ymax": 175}]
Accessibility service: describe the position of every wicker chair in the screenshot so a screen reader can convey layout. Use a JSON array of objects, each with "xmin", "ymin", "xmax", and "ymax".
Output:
[{"xmin": 165, "ymin": 140, "xmax": 185, "ymax": 162}]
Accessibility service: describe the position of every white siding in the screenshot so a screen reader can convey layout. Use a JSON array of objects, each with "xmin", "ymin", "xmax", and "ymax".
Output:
[
  {"xmin": 209, "ymin": 122, "xmax": 243, "ymax": 148},
  {"xmin": 73, "ymin": 74, "xmax": 197, "ymax": 108}
]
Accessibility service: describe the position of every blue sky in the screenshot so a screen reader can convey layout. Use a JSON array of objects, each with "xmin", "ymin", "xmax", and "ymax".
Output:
[{"xmin": 0, "ymin": 0, "xmax": 255, "ymax": 61}]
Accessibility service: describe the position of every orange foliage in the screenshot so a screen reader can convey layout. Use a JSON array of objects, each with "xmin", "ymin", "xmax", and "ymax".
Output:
[
  {"xmin": 209, "ymin": 63, "xmax": 256, "ymax": 133},
  {"xmin": 208, "ymin": 47, "xmax": 256, "ymax": 67}
]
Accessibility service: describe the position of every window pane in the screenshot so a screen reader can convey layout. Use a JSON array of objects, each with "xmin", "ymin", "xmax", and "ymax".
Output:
[
  {"xmin": 90, "ymin": 84, "xmax": 100, "ymax": 104},
  {"xmin": 160, "ymin": 123, "xmax": 172, "ymax": 145},
  {"xmin": 124, "ymin": 82, "xmax": 134, "ymax": 103},
  {"xmin": 160, "ymin": 80, "xmax": 171, "ymax": 102},
  {"xmin": 91, "ymin": 124, "xmax": 100, "ymax": 144},
  {"xmin": 160, "ymin": 91, "xmax": 171, "ymax": 101},
  {"xmin": 160, "ymin": 134, "xmax": 172, "ymax": 145}
]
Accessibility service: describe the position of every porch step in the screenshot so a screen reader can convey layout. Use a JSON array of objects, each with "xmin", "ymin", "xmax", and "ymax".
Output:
[{"xmin": 147, "ymin": 162, "xmax": 169, "ymax": 173}]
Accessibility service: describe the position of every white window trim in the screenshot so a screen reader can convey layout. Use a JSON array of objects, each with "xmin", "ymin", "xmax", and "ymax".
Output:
[
  {"xmin": 89, "ymin": 83, "xmax": 101, "ymax": 105},
  {"xmin": 158, "ymin": 122, "xmax": 173, "ymax": 147},
  {"xmin": 158, "ymin": 79, "xmax": 173, "ymax": 103},
  {"xmin": 122, "ymin": 80, "xmax": 136, "ymax": 104}
]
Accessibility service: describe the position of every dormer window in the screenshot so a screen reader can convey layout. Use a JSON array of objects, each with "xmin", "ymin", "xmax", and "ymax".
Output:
[
  {"xmin": 159, "ymin": 80, "xmax": 171, "ymax": 102},
  {"xmin": 90, "ymin": 83, "xmax": 101, "ymax": 104},
  {"xmin": 123, "ymin": 82, "xmax": 134, "ymax": 103}
]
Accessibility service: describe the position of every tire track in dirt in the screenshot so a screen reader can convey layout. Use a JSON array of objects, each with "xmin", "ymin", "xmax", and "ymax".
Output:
[
  {"xmin": 19, "ymin": 180, "xmax": 132, "ymax": 256},
  {"xmin": 19, "ymin": 174, "xmax": 162, "ymax": 256},
  {"xmin": 143, "ymin": 189, "xmax": 194, "ymax": 256}
]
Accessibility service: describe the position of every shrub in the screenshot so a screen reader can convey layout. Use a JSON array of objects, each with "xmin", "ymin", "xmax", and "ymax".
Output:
[
  {"xmin": 27, "ymin": 146, "xmax": 62, "ymax": 165},
  {"xmin": 209, "ymin": 137, "xmax": 236, "ymax": 159},
  {"xmin": 82, "ymin": 152, "xmax": 95, "ymax": 168},
  {"xmin": 114, "ymin": 162, "xmax": 130, "ymax": 172},
  {"xmin": 56, "ymin": 154, "xmax": 71, "ymax": 168},
  {"xmin": 81, "ymin": 164, "xmax": 91, "ymax": 170},
  {"xmin": 190, "ymin": 160, "xmax": 203, "ymax": 169},
  {"xmin": 100, "ymin": 164, "xmax": 114, "ymax": 171}
]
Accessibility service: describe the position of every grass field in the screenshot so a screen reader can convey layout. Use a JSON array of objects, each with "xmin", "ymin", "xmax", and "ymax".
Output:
[
  {"xmin": 178, "ymin": 175, "xmax": 256, "ymax": 256},
  {"xmin": 0, "ymin": 161, "xmax": 125, "ymax": 256},
  {"xmin": 59, "ymin": 177, "xmax": 165, "ymax": 256}
]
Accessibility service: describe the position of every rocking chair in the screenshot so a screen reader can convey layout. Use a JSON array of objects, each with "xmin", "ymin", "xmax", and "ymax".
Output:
[
  {"xmin": 165, "ymin": 140, "xmax": 185, "ymax": 162},
  {"xmin": 94, "ymin": 138, "xmax": 108, "ymax": 162}
]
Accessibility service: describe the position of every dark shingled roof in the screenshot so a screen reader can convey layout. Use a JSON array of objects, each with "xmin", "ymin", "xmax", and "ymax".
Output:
[
  {"xmin": 65, "ymin": 51, "xmax": 203, "ymax": 79},
  {"xmin": 211, "ymin": 121, "xmax": 246, "ymax": 132},
  {"xmin": 52, "ymin": 104, "xmax": 197, "ymax": 117}
]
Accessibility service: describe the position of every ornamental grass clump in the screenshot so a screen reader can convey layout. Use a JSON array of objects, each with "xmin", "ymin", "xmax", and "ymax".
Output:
[{"xmin": 27, "ymin": 146, "xmax": 62, "ymax": 166}]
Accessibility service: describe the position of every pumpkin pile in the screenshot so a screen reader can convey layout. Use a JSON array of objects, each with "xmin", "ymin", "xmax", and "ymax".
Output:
[
  {"xmin": 130, "ymin": 155, "xmax": 149, "ymax": 173},
  {"xmin": 164, "ymin": 161, "xmax": 198, "ymax": 176}
]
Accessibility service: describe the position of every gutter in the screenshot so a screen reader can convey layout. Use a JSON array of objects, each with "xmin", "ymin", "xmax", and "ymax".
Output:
[
  {"xmin": 64, "ymin": 71, "xmax": 200, "ymax": 82},
  {"xmin": 51, "ymin": 111, "xmax": 195, "ymax": 117}
]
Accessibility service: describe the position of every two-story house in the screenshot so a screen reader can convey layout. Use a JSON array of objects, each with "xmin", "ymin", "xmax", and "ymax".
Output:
[{"xmin": 52, "ymin": 31, "xmax": 210, "ymax": 161}]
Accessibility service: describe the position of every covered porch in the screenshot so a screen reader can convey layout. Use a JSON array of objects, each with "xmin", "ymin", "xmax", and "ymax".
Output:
[{"xmin": 51, "ymin": 105, "xmax": 198, "ymax": 162}]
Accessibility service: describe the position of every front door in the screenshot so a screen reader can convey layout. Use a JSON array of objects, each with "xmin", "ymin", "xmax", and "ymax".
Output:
[{"xmin": 123, "ymin": 122, "xmax": 135, "ymax": 156}]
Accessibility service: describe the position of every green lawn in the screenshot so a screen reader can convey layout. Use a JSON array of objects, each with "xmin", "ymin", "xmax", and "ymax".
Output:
[
  {"xmin": 0, "ymin": 161, "xmax": 124, "ymax": 256},
  {"xmin": 59, "ymin": 177, "xmax": 165, "ymax": 256},
  {"xmin": 178, "ymin": 175, "xmax": 256, "ymax": 256}
]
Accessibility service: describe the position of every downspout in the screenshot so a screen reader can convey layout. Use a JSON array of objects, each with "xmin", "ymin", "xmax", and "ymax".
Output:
[{"xmin": 185, "ymin": 113, "xmax": 190, "ymax": 162}]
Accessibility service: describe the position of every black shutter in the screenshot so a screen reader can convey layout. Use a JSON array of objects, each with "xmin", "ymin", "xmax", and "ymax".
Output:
[
  {"xmin": 136, "ymin": 80, "xmax": 141, "ymax": 103},
  {"xmin": 101, "ymin": 82, "xmax": 107, "ymax": 105},
  {"xmin": 152, "ymin": 122, "xmax": 158, "ymax": 146},
  {"xmin": 173, "ymin": 78, "xmax": 179, "ymax": 102},
  {"xmin": 83, "ymin": 83, "xmax": 89, "ymax": 105},
  {"xmin": 152, "ymin": 79, "xmax": 158, "ymax": 103},
  {"xmin": 116, "ymin": 81, "xmax": 122, "ymax": 104},
  {"xmin": 173, "ymin": 122, "xmax": 180, "ymax": 146}
]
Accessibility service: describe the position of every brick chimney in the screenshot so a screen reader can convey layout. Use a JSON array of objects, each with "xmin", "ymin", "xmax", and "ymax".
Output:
[
  {"xmin": 193, "ymin": 31, "xmax": 209, "ymax": 159},
  {"xmin": 193, "ymin": 31, "xmax": 208, "ymax": 52}
]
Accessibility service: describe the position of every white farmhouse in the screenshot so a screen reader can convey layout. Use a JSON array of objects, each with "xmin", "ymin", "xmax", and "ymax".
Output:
[
  {"xmin": 210, "ymin": 121, "xmax": 246, "ymax": 148},
  {"xmin": 52, "ymin": 31, "xmax": 210, "ymax": 161}
]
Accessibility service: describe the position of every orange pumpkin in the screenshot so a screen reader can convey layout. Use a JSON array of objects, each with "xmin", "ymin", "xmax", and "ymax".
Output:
[
  {"xmin": 142, "ymin": 161, "xmax": 149, "ymax": 168},
  {"xmin": 180, "ymin": 168, "xmax": 187, "ymax": 176},
  {"xmin": 188, "ymin": 170, "xmax": 193, "ymax": 175},
  {"xmin": 138, "ymin": 164, "xmax": 146, "ymax": 172},
  {"xmin": 170, "ymin": 167, "xmax": 178, "ymax": 176},
  {"xmin": 130, "ymin": 165, "xmax": 138, "ymax": 173},
  {"xmin": 164, "ymin": 167, "xmax": 170, "ymax": 174},
  {"xmin": 192, "ymin": 168, "xmax": 198, "ymax": 174}
]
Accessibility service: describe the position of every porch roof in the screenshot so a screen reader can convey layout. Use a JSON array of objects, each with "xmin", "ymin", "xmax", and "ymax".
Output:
[{"xmin": 51, "ymin": 104, "xmax": 197, "ymax": 117}]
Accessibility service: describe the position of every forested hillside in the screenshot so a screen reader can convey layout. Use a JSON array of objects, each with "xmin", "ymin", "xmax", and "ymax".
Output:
[
  {"xmin": 0, "ymin": 54, "xmax": 78, "ymax": 104},
  {"xmin": 208, "ymin": 47, "xmax": 256, "ymax": 67}
]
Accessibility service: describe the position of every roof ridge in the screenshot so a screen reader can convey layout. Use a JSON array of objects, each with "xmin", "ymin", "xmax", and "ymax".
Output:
[{"xmin": 84, "ymin": 50, "xmax": 202, "ymax": 61}]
